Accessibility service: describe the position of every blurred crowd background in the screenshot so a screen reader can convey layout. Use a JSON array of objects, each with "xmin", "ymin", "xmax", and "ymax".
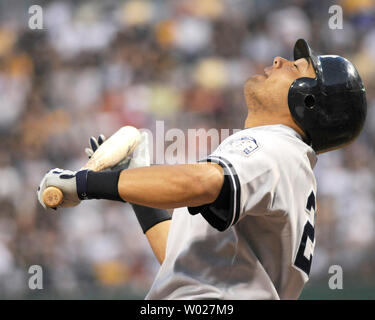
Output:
[{"xmin": 0, "ymin": 0, "xmax": 374, "ymax": 299}]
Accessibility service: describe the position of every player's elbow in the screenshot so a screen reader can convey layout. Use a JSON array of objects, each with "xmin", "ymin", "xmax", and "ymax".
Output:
[{"xmin": 192, "ymin": 164, "xmax": 224, "ymax": 205}]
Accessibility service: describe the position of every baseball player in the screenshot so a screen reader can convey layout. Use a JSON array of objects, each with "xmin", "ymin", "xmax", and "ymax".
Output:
[{"xmin": 37, "ymin": 39, "xmax": 367, "ymax": 299}]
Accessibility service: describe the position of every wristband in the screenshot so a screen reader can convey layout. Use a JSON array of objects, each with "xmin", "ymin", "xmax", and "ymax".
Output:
[
  {"xmin": 131, "ymin": 204, "xmax": 171, "ymax": 233},
  {"xmin": 85, "ymin": 170, "xmax": 125, "ymax": 202},
  {"xmin": 76, "ymin": 169, "xmax": 89, "ymax": 200}
]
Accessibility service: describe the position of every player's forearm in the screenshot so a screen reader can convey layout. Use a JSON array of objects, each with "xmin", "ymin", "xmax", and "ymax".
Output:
[
  {"xmin": 131, "ymin": 204, "xmax": 171, "ymax": 264},
  {"xmin": 145, "ymin": 220, "xmax": 171, "ymax": 264},
  {"xmin": 118, "ymin": 163, "xmax": 224, "ymax": 209}
]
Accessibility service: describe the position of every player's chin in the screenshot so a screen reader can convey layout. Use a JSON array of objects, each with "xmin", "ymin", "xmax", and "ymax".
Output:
[
  {"xmin": 247, "ymin": 74, "xmax": 267, "ymax": 84},
  {"xmin": 244, "ymin": 75, "xmax": 267, "ymax": 91}
]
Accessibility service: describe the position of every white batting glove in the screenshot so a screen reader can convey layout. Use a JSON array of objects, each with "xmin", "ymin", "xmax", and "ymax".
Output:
[
  {"xmin": 37, "ymin": 168, "xmax": 82, "ymax": 209},
  {"xmin": 85, "ymin": 132, "xmax": 150, "ymax": 170}
]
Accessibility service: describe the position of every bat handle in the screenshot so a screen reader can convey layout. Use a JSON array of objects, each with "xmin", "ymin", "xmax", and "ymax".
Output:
[{"xmin": 43, "ymin": 187, "xmax": 63, "ymax": 208}]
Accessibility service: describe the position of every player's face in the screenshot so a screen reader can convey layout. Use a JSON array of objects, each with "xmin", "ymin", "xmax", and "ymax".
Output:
[
  {"xmin": 262, "ymin": 56, "xmax": 316, "ymax": 84},
  {"xmin": 244, "ymin": 57, "xmax": 316, "ymax": 113}
]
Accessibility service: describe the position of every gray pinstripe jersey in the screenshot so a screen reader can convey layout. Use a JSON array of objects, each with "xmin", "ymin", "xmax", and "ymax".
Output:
[{"xmin": 146, "ymin": 125, "xmax": 317, "ymax": 300}]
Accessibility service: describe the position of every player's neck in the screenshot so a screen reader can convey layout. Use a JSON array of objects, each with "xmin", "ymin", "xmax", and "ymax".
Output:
[{"xmin": 244, "ymin": 114, "xmax": 306, "ymax": 139}]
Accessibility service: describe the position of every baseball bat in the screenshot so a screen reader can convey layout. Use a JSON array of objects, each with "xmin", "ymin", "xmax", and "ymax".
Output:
[{"xmin": 42, "ymin": 126, "xmax": 142, "ymax": 208}]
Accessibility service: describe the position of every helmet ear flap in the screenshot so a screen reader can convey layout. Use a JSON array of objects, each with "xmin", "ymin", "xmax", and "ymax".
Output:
[
  {"xmin": 288, "ymin": 77, "xmax": 319, "ymax": 119},
  {"xmin": 304, "ymin": 95, "xmax": 316, "ymax": 109},
  {"xmin": 288, "ymin": 77, "xmax": 320, "ymax": 146}
]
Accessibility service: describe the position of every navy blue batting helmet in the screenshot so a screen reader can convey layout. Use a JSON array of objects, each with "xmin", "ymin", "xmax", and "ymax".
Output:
[{"xmin": 288, "ymin": 39, "xmax": 367, "ymax": 153}]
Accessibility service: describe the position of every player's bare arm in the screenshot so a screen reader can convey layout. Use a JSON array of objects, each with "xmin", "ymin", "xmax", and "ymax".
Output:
[
  {"xmin": 117, "ymin": 163, "xmax": 224, "ymax": 208},
  {"xmin": 37, "ymin": 162, "xmax": 225, "ymax": 213},
  {"xmin": 145, "ymin": 219, "xmax": 171, "ymax": 264}
]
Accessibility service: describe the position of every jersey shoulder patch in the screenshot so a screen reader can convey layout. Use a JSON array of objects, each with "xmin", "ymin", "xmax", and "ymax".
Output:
[{"xmin": 226, "ymin": 136, "xmax": 259, "ymax": 157}]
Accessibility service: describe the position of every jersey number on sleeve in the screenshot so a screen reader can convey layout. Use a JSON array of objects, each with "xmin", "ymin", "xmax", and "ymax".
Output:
[{"xmin": 294, "ymin": 191, "xmax": 316, "ymax": 276}]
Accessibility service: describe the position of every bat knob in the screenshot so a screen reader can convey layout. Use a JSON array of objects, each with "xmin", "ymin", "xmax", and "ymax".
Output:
[{"xmin": 43, "ymin": 187, "xmax": 63, "ymax": 208}]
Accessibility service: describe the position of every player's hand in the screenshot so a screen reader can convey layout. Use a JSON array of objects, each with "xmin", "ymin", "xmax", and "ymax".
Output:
[
  {"xmin": 37, "ymin": 168, "xmax": 86, "ymax": 209},
  {"xmin": 85, "ymin": 134, "xmax": 130, "ymax": 169},
  {"xmin": 85, "ymin": 134, "xmax": 106, "ymax": 159},
  {"xmin": 85, "ymin": 132, "xmax": 150, "ymax": 169}
]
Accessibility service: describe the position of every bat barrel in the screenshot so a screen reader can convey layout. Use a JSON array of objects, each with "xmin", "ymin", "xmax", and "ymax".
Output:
[{"xmin": 43, "ymin": 187, "xmax": 63, "ymax": 208}]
